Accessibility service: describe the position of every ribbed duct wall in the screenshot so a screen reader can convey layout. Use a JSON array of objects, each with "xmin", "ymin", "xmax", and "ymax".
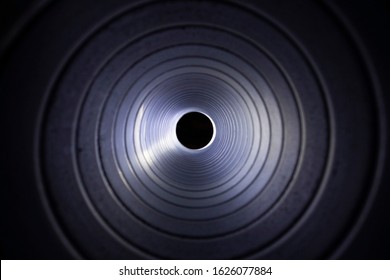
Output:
[{"xmin": 1, "ymin": 0, "xmax": 388, "ymax": 259}]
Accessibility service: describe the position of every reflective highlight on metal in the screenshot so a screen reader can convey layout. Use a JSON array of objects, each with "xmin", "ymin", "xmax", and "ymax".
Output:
[{"xmin": 1, "ymin": 0, "xmax": 387, "ymax": 259}]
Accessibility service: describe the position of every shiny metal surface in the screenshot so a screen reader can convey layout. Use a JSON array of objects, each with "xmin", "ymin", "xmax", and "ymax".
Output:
[{"xmin": 1, "ymin": 0, "xmax": 388, "ymax": 259}]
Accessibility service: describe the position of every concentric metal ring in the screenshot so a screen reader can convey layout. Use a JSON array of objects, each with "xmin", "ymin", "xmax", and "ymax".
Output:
[
  {"xmin": 1, "ymin": 0, "xmax": 384, "ymax": 259},
  {"xmin": 42, "ymin": 1, "xmax": 325, "ymax": 258}
]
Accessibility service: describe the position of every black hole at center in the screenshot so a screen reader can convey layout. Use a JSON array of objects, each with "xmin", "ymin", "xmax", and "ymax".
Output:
[{"xmin": 176, "ymin": 112, "xmax": 214, "ymax": 149}]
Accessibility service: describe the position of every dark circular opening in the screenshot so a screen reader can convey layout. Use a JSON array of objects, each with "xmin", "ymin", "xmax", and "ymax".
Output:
[{"xmin": 176, "ymin": 112, "xmax": 214, "ymax": 149}]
